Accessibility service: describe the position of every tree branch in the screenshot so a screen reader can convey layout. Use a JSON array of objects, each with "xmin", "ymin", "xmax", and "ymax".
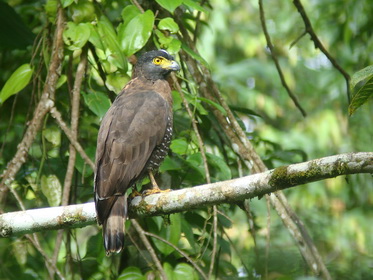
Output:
[
  {"xmin": 292, "ymin": 0, "xmax": 351, "ymax": 103},
  {"xmin": 1, "ymin": 152, "xmax": 371, "ymax": 237},
  {"xmin": 259, "ymin": 0, "xmax": 307, "ymax": 117}
]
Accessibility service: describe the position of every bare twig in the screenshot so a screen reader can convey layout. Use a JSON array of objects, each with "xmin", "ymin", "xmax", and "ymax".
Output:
[
  {"xmin": 132, "ymin": 0, "xmax": 145, "ymax": 13},
  {"xmin": 171, "ymin": 74, "xmax": 218, "ymax": 277},
  {"xmin": 292, "ymin": 0, "xmax": 351, "ymax": 103},
  {"xmin": 51, "ymin": 49, "xmax": 88, "ymax": 275},
  {"xmin": 145, "ymin": 232, "xmax": 208, "ymax": 280},
  {"xmin": 258, "ymin": 0, "xmax": 307, "ymax": 117},
  {"xmin": 50, "ymin": 107, "xmax": 94, "ymax": 169},
  {"xmin": 26, "ymin": 234, "xmax": 65, "ymax": 280},
  {"xmin": 131, "ymin": 220, "xmax": 167, "ymax": 280}
]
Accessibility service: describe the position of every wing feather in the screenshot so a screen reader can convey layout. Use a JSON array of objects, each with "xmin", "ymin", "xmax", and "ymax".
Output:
[{"xmin": 94, "ymin": 90, "xmax": 170, "ymax": 224}]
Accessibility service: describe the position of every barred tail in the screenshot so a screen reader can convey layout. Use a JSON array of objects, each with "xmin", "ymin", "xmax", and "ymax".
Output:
[{"xmin": 103, "ymin": 195, "xmax": 127, "ymax": 255}]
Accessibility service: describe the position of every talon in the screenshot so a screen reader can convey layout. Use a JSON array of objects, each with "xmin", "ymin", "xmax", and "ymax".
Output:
[
  {"xmin": 142, "ymin": 188, "xmax": 171, "ymax": 196},
  {"xmin": 130, "ymin": 190, "xmax": 142, "ymax": 198}
]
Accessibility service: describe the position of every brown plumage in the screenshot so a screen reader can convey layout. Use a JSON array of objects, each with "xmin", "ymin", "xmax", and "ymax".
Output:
[{"xmin": 94, "ymin": 50, "xmax": 180, "ymax": 255}]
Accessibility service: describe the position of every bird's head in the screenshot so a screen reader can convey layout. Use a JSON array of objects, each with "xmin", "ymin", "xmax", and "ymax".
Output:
[{"xmin": 134, "ymin": 50, "xmax": 180, "ymax": 81}]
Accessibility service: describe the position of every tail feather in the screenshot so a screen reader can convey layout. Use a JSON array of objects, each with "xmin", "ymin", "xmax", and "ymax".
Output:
[{"xmin": 103, "ymin": 195, "xmax": 127, "ymax": 255}]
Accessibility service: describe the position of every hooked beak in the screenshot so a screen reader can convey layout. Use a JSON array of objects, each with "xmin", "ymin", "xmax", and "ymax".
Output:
[{"xmin": 162, "ymin": 59, "xmax": 180, "ymax": 71}]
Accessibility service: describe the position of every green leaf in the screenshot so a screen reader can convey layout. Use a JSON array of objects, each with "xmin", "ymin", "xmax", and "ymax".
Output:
[
  {"xmin": 158, "ymin": 18, "xmax": 179, "ymax": 33},
  {"xmin": 156, "ymin": 0, "xmax": 182, "ymax": 13},
  {"xmin": 181, "ymin": 43, "xmax": 209, "ymax": 69},
  {"xmin": 75, "ymin": 146, "xmax": 95, "ymax": 177},
  {"xmin": 159, "ymin": 156, "xmax": 182, "ymax": 172},
  {"xmin": 170, "ymin": 138, "xmax": 189, "ymax": 155},
  {"xmin": 43, "ymin": 126, "xmax": 61, "ymax": 147},
  {"xmin": 207, "ymin": 153, "xmax": 232, "ymax": 181},
  {"xmin": 350, "ymin": 65, "xmax": 373, "ymax": 90},
  {"xmin": 118, "ymin": 10, "xmax": 154, "ymax": 56},
  {"xmin": 82, "ymin": 91, "xmax": 111, "ymax": 118},
  {"xmin": 163, "ymin": 262, "xmax": 174, "ymax": 280},
  {"xmin": 63, "ymin": 22, "xmax": 91, "ymax": 51},
  {"xmin": 183, "ymin": 0, "xmax": 209, "ymax": 13},
  {"xmin": 349, "ymin": 76, "xmax": 373, "ymax": 116},
  {"xmin": 171, "ymin": 90, "xmax": 183, "ymax": 111},
  {"xmin": 121, "ymin": 5, "xmax": 141, "ymax": 28},
  {"xmin": 70, "ymin": 0, "xmax": 95, "ymax": 23},
  {"xmin": 150, "ymin": 214, "xmax": 181, "ymax": 256},
  {"xmin": 61, "ymin": 0, "xmax": 74, "ymax": 8},
  {"xmin": 41, "ymin": 175, "xmax": 62, "ymax": 207},
  {"xmin": 181, "ymin": 218, "xmax": 198, "ymax": 253},
  {"xmin": 197, "ymin": 96, "xmax": 227, "ymax": 116},
  {"xmin": 96, "ymin": 16, "xmax": 128, "ymax": 70},
  {"xmin": 0, "ymin": 64, "xmax": 33, "ymax": 104},
  {"xmin": 118, "ymin": 267, "xmax": 145, "ymax": 280},
  {"xmin": 56, "ymin": 74, "xmax": 67, "ymax": 89},
  {"xmin": 106, "ymin": 73, "xmax": 130, "ymax": 94},
  {"xmin": 184, "ymin": 91, "xmax": 208, "ymax": 115},
  {"xmin": 45, "ymin": 0, "xmax": 58, "ymax": 23},
  {"xmin": 174, "ymin": 263, "xmax": 199, "ymax": 280},
  {"xmin": 167, "ymin": 38, "xmax": 182, "ymax": 54}
]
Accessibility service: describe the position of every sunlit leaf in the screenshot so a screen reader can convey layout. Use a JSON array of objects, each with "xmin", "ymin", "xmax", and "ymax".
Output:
[
  {"xmin": 0, "ymin": 64, "xmax": 33, "ymax": 104},
  {"xmin": 82, "ymin": 91, "xmax": 111, "ymax": 118},
  {"xmin": 349, "ymin": 76, "xmax": 373, "ymax": 116},
  {"xmin": 118, "ymin": 10, "xmax": 154, "ymax": 56},
  {"xmin": 41, "ymin": 174, "xmax": 62, "ymax": 207},
  {"xmin": 155, "ymin": 0, "xmax": 182, "ymax": 13},
  {"xmin": 158, "ymin": 17, "xmax": 179, "ymax": 33},
  {"xmin": 350, "ymin": 65, "xmax": 373, "ymax": 90}
]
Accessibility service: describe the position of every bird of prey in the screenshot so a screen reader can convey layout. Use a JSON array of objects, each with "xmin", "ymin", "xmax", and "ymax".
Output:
[{"xmin": 94, "ymin": 50, "xmax": 180, "ymax": 255}]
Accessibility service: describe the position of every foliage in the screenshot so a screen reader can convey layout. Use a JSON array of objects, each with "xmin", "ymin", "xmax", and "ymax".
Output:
[{"xmin": 0, "ymin": 0, "xmax": 372, "ymax": 279}]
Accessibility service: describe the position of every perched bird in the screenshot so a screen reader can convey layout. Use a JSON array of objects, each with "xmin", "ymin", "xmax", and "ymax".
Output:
[{"xmin": 94, "ymin": 50, "xmax": 180, "ymax": 255}]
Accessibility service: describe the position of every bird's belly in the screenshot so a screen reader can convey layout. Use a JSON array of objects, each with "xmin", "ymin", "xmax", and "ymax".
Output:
[{"xmin": 147, "ymin": 123, "xmax": 172, "ymax": 170}]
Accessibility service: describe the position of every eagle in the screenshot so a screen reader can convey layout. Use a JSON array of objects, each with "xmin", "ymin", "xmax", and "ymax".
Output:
[{"xmin": 94, "ymin": 50, "xmax": 180, "ymax": 255}]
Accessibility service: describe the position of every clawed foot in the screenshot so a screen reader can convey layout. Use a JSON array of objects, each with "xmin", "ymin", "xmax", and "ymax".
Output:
[
  {"xmin": 129, "ymin": 189, "xmax": 142, "ymax": 198},
  {"xmin": 142, "ymin": 187, "xmax": 171, "ymax": 196}
]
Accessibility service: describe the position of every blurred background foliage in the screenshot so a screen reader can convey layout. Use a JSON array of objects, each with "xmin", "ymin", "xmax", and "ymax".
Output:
[{"xmin": 0, "ymin": 0, "xmax": 372, "ymax": 279}]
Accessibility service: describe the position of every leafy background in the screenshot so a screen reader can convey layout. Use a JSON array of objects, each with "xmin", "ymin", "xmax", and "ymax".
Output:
[{"xmin": 0, "ymin": 0, "xmax": 372, "ymax": 279}]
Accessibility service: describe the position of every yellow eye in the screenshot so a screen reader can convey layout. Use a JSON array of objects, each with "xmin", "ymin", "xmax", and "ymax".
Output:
[{"xmin": 153, "ymin": 57, "xmax": 163, "ymax": 65}]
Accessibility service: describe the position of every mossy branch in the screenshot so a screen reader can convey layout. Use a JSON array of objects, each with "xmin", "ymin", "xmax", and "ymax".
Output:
[{"xmin": 0, "ymin": 152, "xmax": 371, "ymax": 237}]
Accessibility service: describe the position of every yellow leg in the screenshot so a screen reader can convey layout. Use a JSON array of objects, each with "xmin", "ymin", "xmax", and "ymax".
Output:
[
  {"xmin": 142, "ymin": 171, "xmax": 171, "ymax": 196},
  {"xmin": 149, "ymin": 170, "xmax": 161, "ymax": 191}
]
